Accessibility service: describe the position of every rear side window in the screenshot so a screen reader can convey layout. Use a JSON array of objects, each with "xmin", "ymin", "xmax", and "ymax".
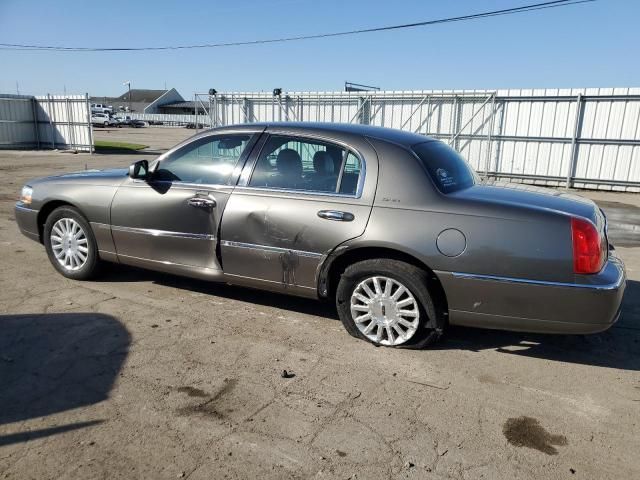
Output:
[
  {"xmin": 249, "ymin": 135, "xmax": 362, "ymax": 195},
  {"xmin": 412, "ymin": 141, "xmax": 477, "ymax": 193}
]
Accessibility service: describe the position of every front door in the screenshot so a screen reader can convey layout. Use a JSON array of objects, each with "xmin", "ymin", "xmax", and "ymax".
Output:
[
  {"xmin": 220, "ymin": 132, "xmax": 378, "ymax": 296},
  {"xmin": 110, "ymin": 132, "xmax": 259, "ymax": 278}
]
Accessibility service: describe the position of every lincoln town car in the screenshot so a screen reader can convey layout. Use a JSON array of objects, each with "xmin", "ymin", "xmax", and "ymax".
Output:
[{"xmin": 15, "ymin": 123, "xmax": 626, "ymax": 348}]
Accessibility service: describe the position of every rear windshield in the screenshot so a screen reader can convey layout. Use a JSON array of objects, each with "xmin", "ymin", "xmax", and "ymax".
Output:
[{"xmin": 412, "ymin": 141, "xmax": 477, "ymax": 193}]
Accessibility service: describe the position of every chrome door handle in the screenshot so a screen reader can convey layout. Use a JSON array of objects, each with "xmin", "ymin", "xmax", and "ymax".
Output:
[
  {"xmin": 317, "ymin": 210, "xmax": 354, "ymax": 221},
  {"xmin": 188, "ymin": 197, "xmax": 216, "ymax": 209}
]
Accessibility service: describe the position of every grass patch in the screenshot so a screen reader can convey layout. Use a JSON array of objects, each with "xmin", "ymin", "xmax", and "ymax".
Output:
[{"xmin": 94, "ymin": 140, "xmax": 148, "ymax": 152}]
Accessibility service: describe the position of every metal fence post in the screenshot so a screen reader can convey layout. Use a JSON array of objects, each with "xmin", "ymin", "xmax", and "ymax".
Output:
[
  {"xmin": 47, "ymin": 94, "xmax": 56, "ymax": 149},
  {"xmin": 483, "ymin": 93, "xmax": 496, "ymax": 178},
  {"xmin": 243, "ymin": 97, "xmax": 249, "ymax": 123},
  {"xmin": 566, "ymin": 94, "xmax": 584, "ymax": 188},
  {"xmin": 65, "ymin": 98, "xmax": 75, "ymax": 151},
  {"xmin": 194, "ymin": 94, "xmax": 199, "ymax": 133},
  {"xmin": 492, "ymin": 102, "xmax": 505, "ymax": 174},
  {"xmin": 209, "ymin": 95, "xmax": 218, "ymax": 128},
  {"xmin": 85, "ymin": 93, "xmax": 94, "ymax": 154},
  {"xmin": 31, "ymin": 97, "xmax": 40, "ymax": 149}
]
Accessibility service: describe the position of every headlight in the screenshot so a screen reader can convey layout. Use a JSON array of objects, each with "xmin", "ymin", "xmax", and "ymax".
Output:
[{"xmin": 20, "ymin": 185, "xmax": 33, "ymax": 205}]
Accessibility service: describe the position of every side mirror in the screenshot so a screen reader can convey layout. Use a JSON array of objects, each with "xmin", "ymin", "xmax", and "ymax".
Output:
[{"xmin": 129, "ymin": 159, "xmax": 149, "ymax": 179}]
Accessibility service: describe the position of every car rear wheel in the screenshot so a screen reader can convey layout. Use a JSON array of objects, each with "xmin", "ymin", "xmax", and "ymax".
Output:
[
  {"xmin": 336, "ymin": 259, "xmax": 443, "ymax": 349},
  {"xmin": 44, "ymin": 206, "xmax": 100, "ymax": 280}
]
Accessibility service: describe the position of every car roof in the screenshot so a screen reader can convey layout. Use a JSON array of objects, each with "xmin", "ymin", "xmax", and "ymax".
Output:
[{"xmin": 214, "ymin": 122, "xmax": 435, "ymax": 147}]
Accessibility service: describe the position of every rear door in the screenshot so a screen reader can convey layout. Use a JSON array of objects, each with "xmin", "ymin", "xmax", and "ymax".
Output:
[{"xmin": 220, "ymin": 130, "xmax": 378, "ymax": 296}]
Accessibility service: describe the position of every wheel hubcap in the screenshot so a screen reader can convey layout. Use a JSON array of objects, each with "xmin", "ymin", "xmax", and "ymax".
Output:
[
  {"xmin": 350, "ymin": 276, "xmax": 420, "ymax": 346},
  {"xmin": 50, "ymin": 218, "xmax": 89, "ymax": 271}
]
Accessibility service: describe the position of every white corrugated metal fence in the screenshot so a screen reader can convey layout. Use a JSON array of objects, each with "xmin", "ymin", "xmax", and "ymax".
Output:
[
  {"xmin": 187, "ymin": 87, "xmax": 640, "ymax": 191},
  {"xmin": 0, "ymin": 94, "xmax": 93, "ymax": 152}
]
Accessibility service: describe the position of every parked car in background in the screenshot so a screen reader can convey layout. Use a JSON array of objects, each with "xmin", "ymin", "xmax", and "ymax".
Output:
[
  {"xmin": 185, "ymin": 122, "xmax": 205, "ymax": 129},
  {"xmin": 115, "ymin": 115, "xmax": 132, "ymax": 127},
  {"xmin": 91, "ymin": 103, "xmax": 113, "ymax": 114},
  {"xmin": 14, "ymin": 123, "xmax": 625, "ymax": 349},
  {"xmin": 91, "ymin": 113, "xmax": 111, "ymax": 127},
  {"xmin": 131, "ymin": 119, "xmax": 146, "ymax": 128}
]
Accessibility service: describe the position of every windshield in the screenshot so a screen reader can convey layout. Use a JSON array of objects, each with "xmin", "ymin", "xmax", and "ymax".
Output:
[{"xmin": 412, "ymin": 141, "xmax": 477, "ymax": 194}]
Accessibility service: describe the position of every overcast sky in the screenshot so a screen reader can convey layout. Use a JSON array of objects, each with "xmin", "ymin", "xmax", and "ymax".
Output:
[{"xmin": 0, "ymin": 0, "xmax": 638, "ymax": 97}]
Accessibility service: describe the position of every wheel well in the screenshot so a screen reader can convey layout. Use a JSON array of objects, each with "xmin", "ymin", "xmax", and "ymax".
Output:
[
  {"xmin": 37, "ymin": 200, "xmax": 75, "ymax": 243},
  {"xmin": 324, "ymin": 246, "xmax": 449, "ymax": 321}
]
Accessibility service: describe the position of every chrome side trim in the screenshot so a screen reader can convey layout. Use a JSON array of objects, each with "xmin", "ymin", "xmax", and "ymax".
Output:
[
  {"xmin": 15, "ymin": 203, "xmax": 37, "ymax": 213},
  {"xmin": 220, "ymin": 240, "xmax": 323, "ymax": 258},
  {"xmin": 118, "ymin": 253, "xmax": 199, "ymax": 268},
  {"xmin": 451, "ymin": 269, "xmax": 625, "ymax": 291},
  {"xmin": 224, "ymin": 273, "xmax": 316, "ymax": 290},
  {"xmin": 95, "ymin": 223, "xmax": 215, "ymax": 241}
]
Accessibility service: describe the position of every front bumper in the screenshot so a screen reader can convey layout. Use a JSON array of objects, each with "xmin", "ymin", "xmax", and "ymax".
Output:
[
  {"xmin": 438, "ymin": 256, "xmax": 626, "ymax": 334},
  {"xmin": 15, "ymin": 202, "xmax": 40, "ymax": 242}
]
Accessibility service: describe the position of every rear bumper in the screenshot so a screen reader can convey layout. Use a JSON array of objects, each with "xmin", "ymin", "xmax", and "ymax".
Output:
[
  {"xmin": 438, "ymin": 256, "xmax": 626, "ymax": 334},
  {"xmin": 15, "ymin": 202, "xmax": 40, "ymax": 242}
]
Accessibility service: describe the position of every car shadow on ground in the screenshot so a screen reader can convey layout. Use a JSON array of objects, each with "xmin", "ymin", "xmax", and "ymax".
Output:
[
  {"xmin": 98, "ymin": 265, "xmax": 639, "ymax": 371},
  {"xmin": 0, "ymin": 313, "xmax": 130, "ymax": 447},
  {"xmin": 435, "ymin": 279, "xmax": 640, "ymax": 371},
  {"xmin": 99, "ymin": 264, "xmax": 339, "ymax": 320}
]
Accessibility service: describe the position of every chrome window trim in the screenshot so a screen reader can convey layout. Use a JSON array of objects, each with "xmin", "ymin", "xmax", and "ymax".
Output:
[
  {"xmin": 239, "ymin": 132, "xmax": 367, "ymax": 199},
  {"xmin": 233, "ymin": 185, "xmax": 365, "ymax": 200},
  {"xmin": 93, "ymin": 222, "xmax": 215, "ymax": 241},
  {"xmin": 220, "ymin": 240, "xmax": 323, "ymax": 259},
  {"xmin": 130, "ymin": 178, "xmax": 233, "ymax": 192},
  {"xmin": 451, "ymin": 270, "xmax": 625, "ymax": 291}
]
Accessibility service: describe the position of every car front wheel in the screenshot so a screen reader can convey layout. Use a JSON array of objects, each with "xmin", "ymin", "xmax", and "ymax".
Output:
[
  {"xmin": 336, "ymin": 259, "xmax": 443, "ymax": 349},
  {"xmin": 43, "ymin": 206, "xmax": 100, "ymax": 280}
]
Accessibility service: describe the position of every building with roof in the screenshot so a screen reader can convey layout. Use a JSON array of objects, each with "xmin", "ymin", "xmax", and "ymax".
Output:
[
  {"xmin": 157, "ymin": 100, "xmax": 206, "ymax": 115},
  {"xmin": 90, "ymin": 88, "xmax": 185, "ymax": 113}
]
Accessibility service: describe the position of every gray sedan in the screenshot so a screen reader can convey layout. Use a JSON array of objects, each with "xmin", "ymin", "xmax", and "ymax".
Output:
[{"xmin": 15, "ymin": 123, "xmax": 625, "ymax": 348}]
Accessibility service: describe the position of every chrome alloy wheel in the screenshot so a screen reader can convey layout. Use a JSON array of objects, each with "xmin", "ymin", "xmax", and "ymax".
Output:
[
  {"xmin": 50, "ymin": 218, "xmax": 89, "ymax": 271},
  {"xmin": 350, "ymin": 276, "xmax": 420, "ymax": 346}
]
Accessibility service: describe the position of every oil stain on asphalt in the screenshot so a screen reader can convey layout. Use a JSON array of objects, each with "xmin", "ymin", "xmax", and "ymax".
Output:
[
  {"xmin": 175, "ymin": 386, "xmax": 209, "ymax": 398},
  {"xmin": 503, "ymin": 416, "xmax": 568, "ymax": 455},
  {"xmin": 176, "ymin": 378, "xmax": 239, "ymax": 419}
]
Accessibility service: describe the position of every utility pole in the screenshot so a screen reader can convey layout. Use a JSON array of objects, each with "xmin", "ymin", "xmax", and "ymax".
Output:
[{"xmin": 123, "ymin": 81, "xmax": 131, "ymax": 111}]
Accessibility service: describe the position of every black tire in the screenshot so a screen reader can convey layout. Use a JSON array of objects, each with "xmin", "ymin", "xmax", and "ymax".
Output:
[
  {"xmin": 335, "ymin": 259, "xmax": 444, "ymax": 349},
  {"xmin": 43, "ymin": 206, "xmax": 101, "ymax": 280}
]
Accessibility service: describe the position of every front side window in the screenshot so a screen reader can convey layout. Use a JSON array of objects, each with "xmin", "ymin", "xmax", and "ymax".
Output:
[
  {"xmin": 248, "ymin": 135, "xmax": 362, "ymax": 195},
  {"xmin": 412, "ymin": 141, "xmax": 477, "ymax": 194},
  {"xmin": 155, "ymin": 134, "xmax": 252, "ymax": 185}
]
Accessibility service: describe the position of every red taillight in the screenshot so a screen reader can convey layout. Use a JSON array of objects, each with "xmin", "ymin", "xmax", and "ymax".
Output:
[{"xmin": 571, "ymin": 217, "xmax": 604, "ymax": 274}]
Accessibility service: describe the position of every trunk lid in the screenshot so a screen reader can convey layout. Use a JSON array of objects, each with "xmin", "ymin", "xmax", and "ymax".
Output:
[{"xmin": 450, "ymin": 181, "xmax": 601, "ymax": 223}]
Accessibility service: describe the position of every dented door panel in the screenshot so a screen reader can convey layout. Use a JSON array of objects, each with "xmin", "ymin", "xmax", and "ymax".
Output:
[{"xmin": 220, "ymin": 189, "xmax": 372, "ymax": 292}]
